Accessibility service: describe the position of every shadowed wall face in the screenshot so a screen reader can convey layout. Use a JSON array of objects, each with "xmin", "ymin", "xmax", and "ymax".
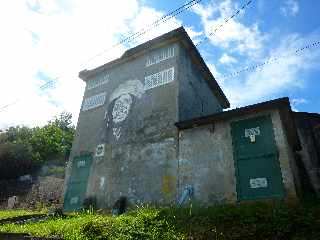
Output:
[
  {"xmin": 294, "ymin": 113, "xmax": 320, "ymax": 197},
  {"xmin": 178, "ymin": 45, "xmax": 223, "ymax": 122}
]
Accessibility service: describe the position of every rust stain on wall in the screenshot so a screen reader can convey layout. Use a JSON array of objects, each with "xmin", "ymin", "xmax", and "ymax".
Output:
[{"xmin": 162, "ymin": 175, "xmax": 176, "ymax": 198}]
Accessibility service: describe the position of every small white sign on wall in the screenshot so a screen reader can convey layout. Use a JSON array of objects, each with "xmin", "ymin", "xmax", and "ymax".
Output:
[
  {"xmin": 70, "ymin": 196, "xmax": 79, "ymax": 204},
  {"xmin": 95, "ymin": 144, "xmax": 105, "ymax": 157},
  {"xmin": 245, "ymin": 127, "xmax": 260, "ymax": 142},
  {"xmin": 250, "ymin": 177, "xmax": 268, "ymax": 189},
  {"xmin": 77, "ymin": 160, "xmax": 86, "ymax": 168}
]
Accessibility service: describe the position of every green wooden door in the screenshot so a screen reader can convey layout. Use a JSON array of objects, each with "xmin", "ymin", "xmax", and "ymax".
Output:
[
  {"xmin": 63, "ymin": 153, "xmax": 93, "ymax": 212},
  {"xmin": 231, "ymin": 116, "xmax": 284, "ymax": 201}
]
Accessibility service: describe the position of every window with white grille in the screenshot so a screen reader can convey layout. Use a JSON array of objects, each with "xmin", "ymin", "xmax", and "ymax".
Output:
[
  {"xmin": 146, "ymin": 46, "xmax": 174, "ymax": 67},
  {"xmin": 82, "ymin": 92, "xmax": 106, "ymax": 111},
  {"xmin": 144, "ymin": 67, "xmax": 174, "ymax": 90},
  {"xmin": 86, "ymin": 73, "xmax": 109, "ymax": 90}
]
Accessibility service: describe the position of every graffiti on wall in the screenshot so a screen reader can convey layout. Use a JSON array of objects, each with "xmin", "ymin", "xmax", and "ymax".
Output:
[
  {"xmin": 105, "ymin": 80, "xmax": 144, "ymax": 141},
  {"xmin": 100, "ymin": 64, "xmax": 175, "ymax": 142}
]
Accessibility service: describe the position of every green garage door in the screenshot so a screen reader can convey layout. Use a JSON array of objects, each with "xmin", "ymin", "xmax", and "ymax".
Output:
[
  {"xmin": 63, "ymin": 153, "xmax": 93, "ymax": 212},
  {"xmin": 231, "ymin": 116, "xmax": 284, "ymax": 201}
]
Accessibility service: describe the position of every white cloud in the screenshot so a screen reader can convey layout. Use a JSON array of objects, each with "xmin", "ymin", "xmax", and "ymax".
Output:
[
  {"xmin": 218, "ymin": 32, "xmax": 320, "ymax": 107},
  {"xmin": 0, "ymin": 0, "xmax": 186, "ymax": 129},
  {"xmin": 281, "ymin": 0, "xmax": 299, "ymax": 17},
  {"xmin": 126, "ymin": 7, "xmax": 182, "ymax": 43},
  {"xmin": 292, "ymin": 98, "xmax": 308, "ymax": 105},
  {"xmin": 291, "ymin": 98, "xmax": 308, "ymax": 111},
  {"xmin": 192, "ymin": 1, "xmax": 318, "ymax": 109},
  {"xmin": 192, "ymin": 0, "xmax": 267, "ymax": 59},
  {"xmin": 185, "ymin": 26, "xmax": 203, "ymax": 44},
  {"xmin": 208, "ymin": 63, "xmax": 223, "ymax": 83},
  {"xmin": 219, "ymin": 53, "xmax": 237, "ymax": 64}
]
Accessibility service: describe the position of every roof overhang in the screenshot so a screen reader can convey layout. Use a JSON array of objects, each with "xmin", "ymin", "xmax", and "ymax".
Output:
[{"xmin": 175, "ymin": 97, "xmax": 301, "ymax": 151}]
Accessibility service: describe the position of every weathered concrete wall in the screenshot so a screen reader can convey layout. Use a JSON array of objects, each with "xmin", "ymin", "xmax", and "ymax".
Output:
[
  {"xmin": 178, "ymin": 123, "xmax": 237, "ymax": 204},
  {"xmin": 67, "ymin": 42, "xmax": 181, "ymax": 208},
  {"xmin": 178, "ymin": 109, "xmax": 297, "ymax": 204},
  {"xmin": 178, "ymin": 45, "xmax": 223, "ymax": 122},
  {"xmin": 294, "ymin": 112, "xmax": 320, "ymax": 197},
  {"xmin": 271, "ymin": 110, "xmax": 297, "ymax": 200},
  {"xmin": 66, "ymin": 34, "xmax": 299, "ymax": 209}
]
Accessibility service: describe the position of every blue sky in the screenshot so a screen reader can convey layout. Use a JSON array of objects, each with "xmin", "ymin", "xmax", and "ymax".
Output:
[{"xmin": 0, "ymin": 0, "xmax": 319, "ymax": 128}]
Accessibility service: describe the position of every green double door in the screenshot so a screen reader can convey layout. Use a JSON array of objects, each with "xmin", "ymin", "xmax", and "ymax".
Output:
[
  {"xmin": 63, "ymin": 153, "xmax": 93, "ymax": 212},
  {"xmin": 231, "ymin": 116, "xmax": 284, "ymax": 201}
]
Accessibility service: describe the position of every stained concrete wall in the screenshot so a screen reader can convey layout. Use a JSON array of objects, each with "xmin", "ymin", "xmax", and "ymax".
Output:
[
  {"xmin": 178, "ymin": 122, "xmax": 237, "ymax": 204},
  {"xmin": 294, "ymin": 112, "xmax": 320, "ymax": 197},
  {"xmin": 67, "ymin": 42, "xmax": 181, "ymax": 208},
  {"xmin": 178, "ymin": 109, "xmax": 297, "ymax": 204},
  {"xmin": 66, "ymin": 37, "xmax": 299, "ymax": 209},
  {"xmin": 178, "ymin": 45, "xmax": 223, "ymax": 122}
]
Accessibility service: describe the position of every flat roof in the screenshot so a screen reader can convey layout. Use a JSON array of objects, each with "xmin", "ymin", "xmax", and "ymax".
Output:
[
  {"xmin": 79, "ymin": 27, "xmax": 230, "ymax": 109},
  {"xmin": 175, "ymin": 97, "xmax": 301, "ymax": 151}
]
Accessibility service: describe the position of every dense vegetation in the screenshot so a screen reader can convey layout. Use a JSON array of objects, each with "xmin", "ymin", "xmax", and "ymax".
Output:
[
  {"xmin": 0, "ymin": 112, "xmax": 75, "ymax": 180},
  {"xmin": 0, "ymin": 201, "xmax": 319, "ymax": 240}
]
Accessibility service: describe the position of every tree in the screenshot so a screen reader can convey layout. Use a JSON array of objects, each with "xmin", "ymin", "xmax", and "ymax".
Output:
[
  {"xmin": 0, "ymin": 141, "xmax": 39, "ymax": 179},
  {"xmin": 30, "ymin": 112, "xmax": 75, "ymax": 163},
  {"xmin": 0, "ymin": 112, "xmax": 75, "ymax": 179}
]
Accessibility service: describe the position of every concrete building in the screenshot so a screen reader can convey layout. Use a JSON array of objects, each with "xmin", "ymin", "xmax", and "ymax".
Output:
[{"xmin": 63, "ymin": 27, "xmax": 309, "ymax": 212}]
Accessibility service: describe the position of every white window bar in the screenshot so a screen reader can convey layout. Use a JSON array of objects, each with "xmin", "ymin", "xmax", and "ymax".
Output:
[
  {"xmin": 144, "ymin": 67, "xmax": 174, "ymax": 90},
  {"xmin": 87, "ymin": 73, "xmax": 109, "ymax": 90},
  {"xmin": 146, "ymin": 46, "xmax": 175, "ymax": 67},
  {"xmin": 82, "ymin": 92, "xmax": 106, "ymax": 111}
]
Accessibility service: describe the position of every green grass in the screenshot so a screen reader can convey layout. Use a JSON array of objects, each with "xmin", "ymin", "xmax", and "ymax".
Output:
[
  {"xmin": 0, "ymin": 209, "xmax": 45, "ymax": 220},
  {"xmin": 0, "ymin": 201, "xmax": 320, "ymax": 240},
  {"xmin": 0, "ymin": 208, "xmax": 182, "ymax": 240}
]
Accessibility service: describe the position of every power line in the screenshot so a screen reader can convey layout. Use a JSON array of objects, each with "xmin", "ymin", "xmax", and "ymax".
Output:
[
  {"xmin": 196, "ymin": 0, "xmax": 252, "ymax": 47},
  {"xmin": 217, "ymin": 40, "xmax": 320, "ymax": 80},
  {"xmin": 82, "ymin": 0, "xmax": 203, "ymax": 67},
  {"xmin": 0, "ymin": 79, "xmax": 57, "ymax": 113},
  {"xmin": 0, "ymin": 99, "xmax": 20, "ymax": 113},
  {"xmin": 0, "ymin": 0, "xmax": 204, "ymax": 114},
  {"xmin": 117, "ymin": 0, "xmax": 202, "ymax": 45},
  {"xmin": 0, "ymin": 0, "xmax": 258, "ymax": 115},
  {"xmin": 39, "ymin": 79, "xmax": 57, "ymax": 90}
]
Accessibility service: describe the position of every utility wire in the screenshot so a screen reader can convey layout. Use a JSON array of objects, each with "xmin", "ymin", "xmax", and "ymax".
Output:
[
  {"xmin": 0, "ymin": 99, "xmax": 20, "ymax": 113},
  {"xmin": 196, "ymin": 0, "xmax": 252, "ymax": 46},
  {"xmin": 217, "ymin": 40, "xmax": 320, "ymax": 80},
  {"xmin": 83, "ymin": 0, "xmax": 203, "ymax": 66},
  {"xmin": 0, "ymin": 79, "xmax": 56, "ymax": 113},
  {"xmin": 117, "ymin": 0, "xmax": 202, "ymax": 45},
  {"xmin": 0, "ymin": 0, "xmax": 204, "ymax": 113}
]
